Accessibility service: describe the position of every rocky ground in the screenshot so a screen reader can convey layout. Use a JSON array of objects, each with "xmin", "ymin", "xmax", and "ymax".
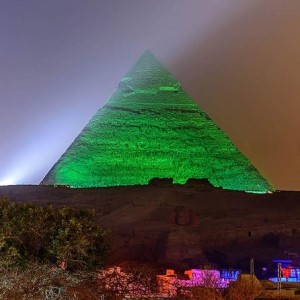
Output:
[{"xmin": 0, "ymin": 181, "xmax": 300, "ymax": 275}]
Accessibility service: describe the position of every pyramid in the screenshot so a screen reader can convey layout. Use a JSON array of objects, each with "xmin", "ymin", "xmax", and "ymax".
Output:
[{"xmin": 41, "ymin": 51, "xmax": 273, "ymax": 192}]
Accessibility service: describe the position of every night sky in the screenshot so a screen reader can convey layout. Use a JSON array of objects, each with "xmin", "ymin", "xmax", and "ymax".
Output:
[{"xmin": 1, "ymin": 0, "xmax": 300, "ymax": 190}]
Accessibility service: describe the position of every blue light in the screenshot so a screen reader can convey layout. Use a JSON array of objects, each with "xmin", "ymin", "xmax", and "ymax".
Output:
[{"xmin": 220, "ymin": 269, "xmax": 240, "ymax": 280}]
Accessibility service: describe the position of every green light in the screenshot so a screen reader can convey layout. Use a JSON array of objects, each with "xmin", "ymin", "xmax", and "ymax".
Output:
[{"xmin": 41, "ymin": 51, "xmax": 273, "ymax": 193}]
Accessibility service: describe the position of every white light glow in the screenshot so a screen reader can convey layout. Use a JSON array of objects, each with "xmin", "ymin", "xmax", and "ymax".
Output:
[{"xmin": 0, "ymin": 178, "xmax": 17, "ymax": 186}]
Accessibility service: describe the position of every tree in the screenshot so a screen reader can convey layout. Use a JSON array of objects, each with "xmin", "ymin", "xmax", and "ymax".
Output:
[
  {"xmin": 175, "ymin": 268, "xmax": 225, "ymax": 300},
  {"xmin": 0, "ymin": 198, "xmax": 110, "ymax": 270},
  {"xmin": 226, "ymin": 274, "xmax": 265, "ymax": 300},
  {"xmin": 98, "ymin": 264, "xmax": 158, "ymax": 299}
]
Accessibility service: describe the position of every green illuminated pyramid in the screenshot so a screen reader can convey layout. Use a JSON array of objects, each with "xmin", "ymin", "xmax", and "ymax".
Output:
[{"xmin": 41, "ymin": 51, "xmax": 273, "ymax": 192}]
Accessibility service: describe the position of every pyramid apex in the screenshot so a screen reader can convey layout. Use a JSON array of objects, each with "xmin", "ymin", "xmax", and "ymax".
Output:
[
  {"xmin": 142, "ymin": 49, "xmax": 155, "ymax": 56},
  {"xmin": 130, "ymin": 50, "xmax": 161, "ymax": 68},
  {"xmin": 138, "ymin": 50, "xmax": 160, "ymax": 61},
  {"xmin": 137, "ymin": 49, "xmax": 156, "ymax": 57},
  {"xmin": 131, "ymin": 50, "xmax": 163, "ymax": 66},
  {"xmin": 122, "ymin": 50, "xmax": 179, "ymax": 90}
]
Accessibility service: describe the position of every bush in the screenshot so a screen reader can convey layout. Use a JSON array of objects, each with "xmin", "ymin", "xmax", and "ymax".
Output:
[
  {"xmin": 0, "ymin": 198, "xmax": 109, "ymax": 270},
  {"xmin": 98, "ymin": 263, "xmax": 158, "ymax": 299}
]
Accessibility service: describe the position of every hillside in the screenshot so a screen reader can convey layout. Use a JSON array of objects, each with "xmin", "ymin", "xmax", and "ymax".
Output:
[{"xmin": 1, "ymin": 182, "xmax": 299, "ymax": 274}]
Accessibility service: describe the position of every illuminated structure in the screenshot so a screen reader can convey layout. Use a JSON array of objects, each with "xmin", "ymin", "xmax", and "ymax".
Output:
[
  {"xmin": 269, "ymin": 259, "xmax": 300, "ymax": 283},
  {"xmin": 156, "ymin": 268, "xmax": 240, "ymax": 295},
  {"xmin": 41, "ymin": 51, "xmax": 272, "ymax": 192}
]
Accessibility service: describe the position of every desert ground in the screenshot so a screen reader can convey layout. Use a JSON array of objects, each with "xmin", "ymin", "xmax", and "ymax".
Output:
[{"xmin": 0, "ymin": 180, "xmax": 299, "ymax": 277}]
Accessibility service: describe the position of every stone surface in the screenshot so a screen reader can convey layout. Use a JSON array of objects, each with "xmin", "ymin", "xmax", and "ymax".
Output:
[
  {"xmin": 168, "ymin": 206, "xmax": 199, "ymax": 226},
  {"xmin": 41, "ymin": 51, "xmax": 272, "ymax": 192},
  {"xmin": 1, "ymin": 185, "xmax": 300, "ymax": 270}
]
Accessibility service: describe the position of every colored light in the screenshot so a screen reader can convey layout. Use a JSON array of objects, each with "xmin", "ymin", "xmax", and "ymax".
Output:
[
  {"xmin": 0, "ymin": 178, "xmax": 16, "ymax": 186},
  {"xmin": 41, "ymin": 51, "xmax": 273, "ymax": 193}
]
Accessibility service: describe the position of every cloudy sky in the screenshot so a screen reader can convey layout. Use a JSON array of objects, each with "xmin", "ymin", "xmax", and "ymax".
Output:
[{"xmin": 1, "ymin": 0, "xmax": 300, "ymax": 190}]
